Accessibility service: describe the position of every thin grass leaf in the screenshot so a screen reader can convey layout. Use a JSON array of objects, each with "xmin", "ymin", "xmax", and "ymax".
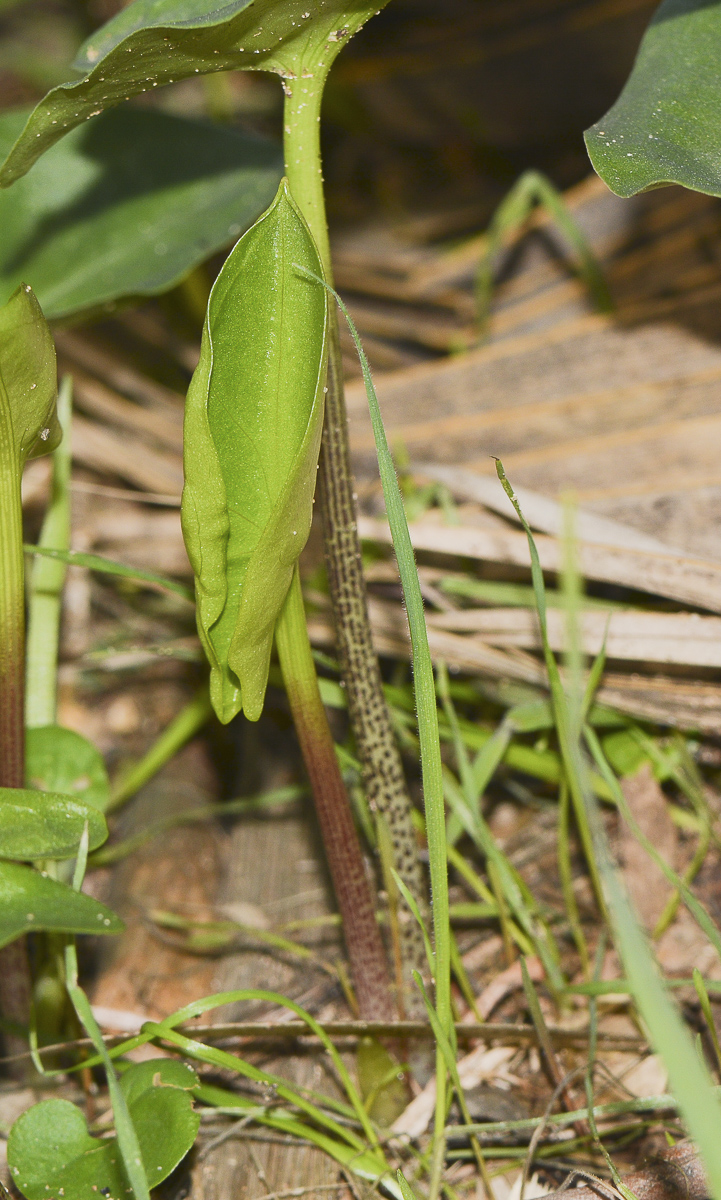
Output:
[
  {"xmin": 442, "ymin": 768, "xmax": 563, "ymax": 987},
  {"xmin": 475, "ymin": 170, "xmax": 612, "ymax": 333},
  {"xmin": 495, "ymin": 460, "xmax": 604, "ymax": 911},
  {"xmin": 558, "ymin": 782, "xmax": 590, "ymax": 974},
  {"xmin": 23, "ymin": 544, "xmax": 194, "ymax": 601},
  {"xmin": 296, "ymin": 264, "xmax": 452, "ymax": 1148},
  {"xmin": 397, "ymin": 1170, "xmax": 420, "ymax": 1200},
  {"xmin": 64, "ymin": 827, "xmax": 149, "ymax": 1200},
  {"xmin": 693, "ymin": 969, "xmax": 721, "ymax": 1077},
  {"xmin": 194, "ymin": 1080, "xmax": 395, "ymax": 1193},
  {"xmin": 502, "ymin": 468, "xmax": 721, "ymax": 1198},
  {"xmin": 413, "ymin": 972, "xmax": 494, "ymax": 1198},
  {"xmin": 392, "ymin": 868, "xmax": 435, "ymax": 978}
]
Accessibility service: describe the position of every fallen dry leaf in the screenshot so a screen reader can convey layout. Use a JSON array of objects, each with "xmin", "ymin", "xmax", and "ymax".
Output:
[{"xmin": 391, "ymin": 1045, "xmax": 517, "ymax": 1137}]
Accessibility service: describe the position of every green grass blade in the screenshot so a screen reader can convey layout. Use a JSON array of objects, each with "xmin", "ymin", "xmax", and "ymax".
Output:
[
  {"xmin": 495, "ymin": 460, "xmax": 604, "ymax": 911},
  {"xmin": 297, "ymin": 264, "xmax": 452, "ymax": 1147},
  {"xmin": 501, "ymin": 466, "xmax": 721, "ymax": 1198},
  {"xmin": 65, "ymin": 827, "xmax": 149, "ymax": 1200},
  {"xmin": 23, "ymin": 544, "xmax": 194, "ymax": 601}
]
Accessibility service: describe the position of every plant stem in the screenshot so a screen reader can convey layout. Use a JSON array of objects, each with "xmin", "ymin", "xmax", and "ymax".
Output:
[
  {"xmin": 283, "ymin": 73, "xmax": 427, "ymax": 1008},
  {"xmin": 275, "ymin": 568, "xmax": 393, "ymax": 1021},
  {"xmin": 0, "ymin": 400, "xmax": 32, "ymax": 1058},
  {"xmin": 25, "ymin": 375, "xmax": 72, "ymax": 729},
  {"xmin": 0, "ymin": 432, "xmax": 25, "ymax": 788}
]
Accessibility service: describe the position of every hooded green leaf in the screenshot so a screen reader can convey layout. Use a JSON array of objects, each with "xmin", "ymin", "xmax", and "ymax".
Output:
[
  {"xmin": 0, "ymin": 785, "xmax": 107, "ymax": 859},
  {"xmin": 182, "ymin": 179, "xmax": 327, "ymax": 724},
  {"xmin": 0, "ymin": 860, "xmax": 123, "ymax": 947},
  {"xmin": 8, "ymin": 1061, "xmax": 199, "ymax": 1200},
  {"xmin": 26, "ymin": 725, "xmax": 110, "ymax": 812},
  {"xmin": 0, "ymin": 284, "xmax": 58, "ymax": 467},
  {"xmin": 0, "ymin": 0, "xmax": 391, "ymax": 187},
  {"xmin": 585, "ymin": 0, "xmax": 721, "ymax": 198},
  {"xmin": 0, "ymin": 106, "xmax": 281, "ymax": 318}
]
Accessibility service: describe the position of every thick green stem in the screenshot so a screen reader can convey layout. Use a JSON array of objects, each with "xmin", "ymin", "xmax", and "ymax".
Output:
[
  {"xmin": 0, "ymin": 407, "xmax": 32, "ymax": 1058},
  {"xmin": 283, "ymin": 74, "xmax": 427, "ymax": 1010},
  {"xmin": 25, "ymin": 375, "xmax": 72, "ymax": 729},
  {"xmin": 275, "ymin": 568, "xmax": 393, "ymax": 1021}
]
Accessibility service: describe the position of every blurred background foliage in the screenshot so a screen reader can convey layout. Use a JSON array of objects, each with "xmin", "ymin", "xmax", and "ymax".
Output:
[{"xmin": 0, "ymin": 0, "xmax": 659, "ymax": 230}]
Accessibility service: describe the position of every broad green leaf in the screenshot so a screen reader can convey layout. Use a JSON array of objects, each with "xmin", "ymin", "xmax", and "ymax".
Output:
[
  {"xmin": 0, "ymin": 860, "xmax": 123, "ymax": 947},
  {"xmin": 585, "ymin": 0, "xmax": 721, "ymax": 197},
  {"xmin": 0, "ymin": 284, "xmax": 59, "ymax": 467},
  {"xmin": 0, "ymin": 0, "xmax": 391, "ymax": 187},
  {"xmin": 0, "ymin": 106, "xmax": 281, "ymax": 318},
  {"xmin": 119, "ymin": 1058, "xmax": 198, "ymax": 1105},
  {"xmin": 0, "ymin": 785, "xmax": 107, "ymax": 858},
  {"xmin": 8, "ymin": 1061, "xmax": 199, "ymax": 1200},
  {"xmin": 26, "ymin": 725, "xmax": 110, "ymax": 812},
  {"xmin": 181, "ymin": 179, "xmax": 327, "ymax": 723}
]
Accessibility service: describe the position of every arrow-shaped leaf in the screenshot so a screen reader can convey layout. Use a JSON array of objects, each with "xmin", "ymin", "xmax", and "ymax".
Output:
[
  {"xmin": 585, "ymin": 0, "xmax": 721, "ymax": 198},
  {"xmin": 0, "ymin": 0, "xmax": 391, "ymax": 187},
  {"xmin": 0, "ymin": 861, "xmax": 123, "ymax": 947},
  {"xmin": 8, "ymin": 1060, "xmax": 199, "ymax": 1200},
  {"xmin": 26, "ymin": 725, "xmax": 110, "ymax": 812},
  {"xmin": 0, "ymin": 785, "xmax": 108, "ymax": 859},
  {"xmin": 181, "ymin": 178, "xmax": 327, "ymax": 723}
]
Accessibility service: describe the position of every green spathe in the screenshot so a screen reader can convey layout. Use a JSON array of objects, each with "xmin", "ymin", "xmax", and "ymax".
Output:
[
  {"xmin": 585, "ymin": 0, "xmax": 721, "ymax": 197},
  {"xmin": 182, "ymin": 179, "xmax": 327, "ymax": 723},
  {"xmin": 0, "ymin": 0, "xmax": 392, "ymax": 188},
  {"xmin": 0, "ymin": 861, "xmax": 123, "ymax": 947},
  {"xmin": 0, "ymin": 284, "xmax": 59, "ymax": 464},
  {"xmin": 0, "ymin": 106, "xmax": 281, "ymax": 318},
  {"xmin": 8, "ymin": 1060, "xmax": 199, "ymax": 1200}
]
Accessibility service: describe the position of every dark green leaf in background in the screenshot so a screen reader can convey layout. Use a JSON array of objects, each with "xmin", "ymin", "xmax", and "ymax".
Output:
[
  {"xmin": 0, "ymin": 106, "xmax": 282, "ymax": 318},
  {"xmin": 8, "ymin": 1060, "xmax": 199, "ymax": 1200},
  {"xmin": 0, "ymin": 785, "xmax": 107, "ymax": 859},
  {"xmin": 585, "ymin": 0, "xmax": 721, "ymax": 197},
  {"xmin": 26, "ymin": 725, "xmax": 110, "ymax": 811},
  {"xmin": 0, "ymin": 0, "xmax": 391, "ymax": 187},
  {"xmin": 0, "ymin": 860, "xmax": 123, "ymax": 947},
  {"xmin": 182, "ymin": 179, "xmax": 327, "ymax": 724}
]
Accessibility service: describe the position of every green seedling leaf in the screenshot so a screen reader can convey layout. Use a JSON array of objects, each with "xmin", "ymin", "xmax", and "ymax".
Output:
[
  {"xmin": 0, "ymin": 0, "xmax": 392, "ymax": 188},
  {"xmin": 357, "ymin": 1038, "xmax": 407, "ymax": 1126},
  {"xmin": 0, "ymin": 785, "xmax": 107, "ymax": 858},
  {"xmin": 0, "ymin": 860, "xmax": 122, "ymax": 946},
  {"xmin": 119, "ymin": 1057, "xmax": 198, "ymax": 1103},
  {"xmin": 601, "ymin": 728, "xmax": 650, "ymax": 779},
  {"xmin": 0, "ymin": 106, "xmax": 281, "ymax": 318},
  {"xmin": 26, "ymin": 724, "xmax": 110, "ymax": 811},
  {"xmin": 8, "ymin": 1060, "xmax": 199, "ymax": 1200},
  {"xmin": 182, "ymin": 179, "xmax": 327, "ymax": 722},
  {"xmin": 0, "ymin": 283, "xmax": 58, "ymax": 467},
  {"xmin": 585, "ymin": 0, "xmax": 721, "ymax": 197}
]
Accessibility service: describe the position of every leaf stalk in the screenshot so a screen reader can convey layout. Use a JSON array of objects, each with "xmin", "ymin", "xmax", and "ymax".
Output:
[{"xmin": 275, "ymin": 568, "xmax": 394, "ymax": 1021}]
